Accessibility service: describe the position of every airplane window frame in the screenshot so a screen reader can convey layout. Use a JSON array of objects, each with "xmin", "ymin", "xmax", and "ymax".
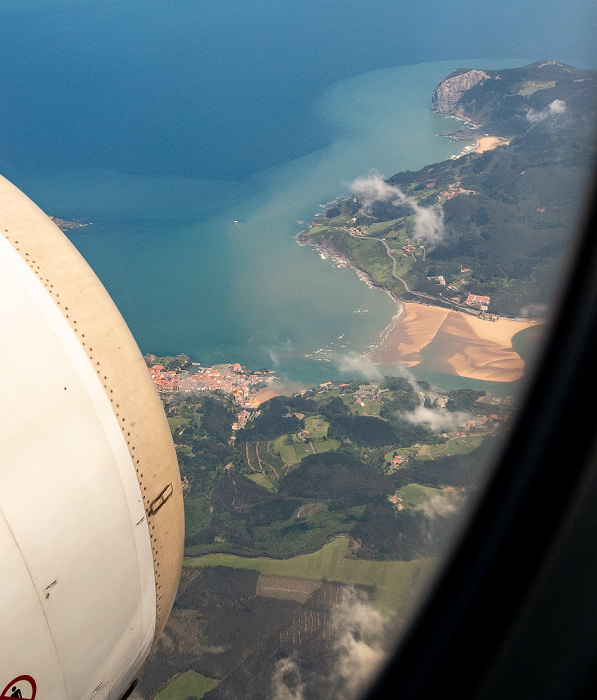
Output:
[{"xmin": 365, "ymin": 165, "xmax": 597, "ymax": 699}]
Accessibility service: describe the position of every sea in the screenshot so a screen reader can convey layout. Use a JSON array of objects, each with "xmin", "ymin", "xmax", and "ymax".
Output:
[{"xmin": 1, "ymin": 0, "xmax": 595, "ymax": 391}]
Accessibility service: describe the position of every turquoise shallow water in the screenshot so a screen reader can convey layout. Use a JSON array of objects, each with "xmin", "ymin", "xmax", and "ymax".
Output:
[
  {"xmin": 2, "ymin": 0, "xmax": 596, "ymax": 389},
  {"xmin": 15, "ymin": 59, "xmax": 532, "ymax": 388}
]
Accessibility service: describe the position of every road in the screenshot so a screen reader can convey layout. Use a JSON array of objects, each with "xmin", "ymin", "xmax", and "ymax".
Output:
[{"xmin": 346, "ymin": 228, "xmax": 436, "ymax": 301}]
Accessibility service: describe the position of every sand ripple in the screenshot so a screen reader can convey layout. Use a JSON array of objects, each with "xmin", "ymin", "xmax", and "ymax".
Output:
[{"xmin": 372, "ymin": 302, "xmax": 542, "ymax": 382}]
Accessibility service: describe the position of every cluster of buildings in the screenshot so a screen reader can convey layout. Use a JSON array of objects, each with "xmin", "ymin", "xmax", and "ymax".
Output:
[
  {"xmin": 317, "ymin": 381, "xmax": 349, "ymax": 392},
  {"xmin": 353, "ymin": 383, "xmax": 380, "ymax": 407},
  {"xmin": 399, "ymin": 239, "xmax": 423, "ymax": 258},
  {"xmin": 387, "ymin": 454, "xmax": 408, "ymax": 473},
  {"xmin": 148, "ymin": 365, "xmax": 183, "ymax": 392},
  {"xmin": 148, "ymin": 359, "xmax": 269, "ymax": 407},
  {"xmin": 388, "ymin": 492, "xmax": 404, "ymax": 510},
  {"xmin": 439, "ymin": 413, "xmax": 501, "ymax": 439},
  {"xmin": 231, "ymin": 409, "xmax": 251, "ymax": 431},
  {"xmin": 442, "ymin": 181, "xmax": 478, "ymax": 200},
  {"xmin": 465, "ymin": 293, "xmax": 491, "ymax": 310},
  {"xmin": 344, "ymin": 224, "xmax": 423, "ymax": 259}
]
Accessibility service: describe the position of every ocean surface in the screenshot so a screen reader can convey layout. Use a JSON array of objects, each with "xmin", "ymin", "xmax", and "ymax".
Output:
[{"xmin": 1, "ymin": 0, "xmax": 595, "ymax": 389}]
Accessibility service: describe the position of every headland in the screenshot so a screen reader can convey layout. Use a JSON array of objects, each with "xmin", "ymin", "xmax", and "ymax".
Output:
[{"xmin": 298, "ymin": 61, "xmax": 596, "ymax": 385}]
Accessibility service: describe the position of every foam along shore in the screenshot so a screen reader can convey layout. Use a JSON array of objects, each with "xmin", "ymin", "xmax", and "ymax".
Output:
[{"xmin": 372, "ymin": 301, "xmax": 542, "ymax": 383}]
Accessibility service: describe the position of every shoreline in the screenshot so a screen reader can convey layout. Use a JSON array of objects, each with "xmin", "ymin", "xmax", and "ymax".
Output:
[
  {"xmin": 298, "ymin": 233, "xmax": 544, "ymax": 384},
  {"xmin": 296, "ymin": 110, "xmax": 536, "ymax": 385},
  {"xmin": 439, "ymin": 111, "xmax": 511, "ymax": 159},
  {"xmin": 246, "ymin": 388, "xmax": 282, "ymax": 407},
  {"xmin": 450, "ymin": 134, "xmax": 510, "ymax": 159},
  {"xmin": 474, "ymin": 136, "xmax": 510, "ymax": 154},
  {"xmin": 296, "ymin": 233, "xmax": 402, "ymax": 305},
  {"xmin": 297, "ymin": 232, "xmax": 543, "ymax": 383},
  {"xmin": 371, "ymin": 301, "xmax": 542, "ymax": 383}
]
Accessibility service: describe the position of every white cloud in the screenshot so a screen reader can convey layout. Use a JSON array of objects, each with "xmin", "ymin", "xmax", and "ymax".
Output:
[
  {"xmin": 519, "ymin": 303, "xmax": 549, "ymax": 318},
  {"xmin": 269, "ymin": 588, "xmax": 400, "ymax": 700},
  {"xmin": 333, "ymin": 352, "xmax": 384, "ymax": 381},
  {"xmin": 548, "ymin": 99, "xmax": 567, "ymax": 115},
  {"xmin": 401, "ymin": 405, "xmax": 469, "ymax": 432},
  {"xmin": 410, "ymin": 201, "xmax": 445, "ymax": 245},
  {"xmin": 271, "ymin": 657, "xmax": 305, "ymax": 700},
  {"xmin": 418, "ymin": 491, "xmax": 462, "ymax": 519},
  {"xmin": 268, "ymin": 348, "xmax": 281, "ymax": 366},
  {"xmin": 202, "ymin": 645, "xmax": 227, "ymax": 654},
  {"xmin": 527, "ymin": 99, "xmax": 567, "ymax": 123},
  {"xmin": 330, "ymin": 588, "xmax": 396, "ymax": 700},
  {"xmin": 350, "ymin": 173, "xmax": 401, "ymax": 210},
  {"xmin": 349, "ymin": 172, "xmax": 445, "ymax": 245}
]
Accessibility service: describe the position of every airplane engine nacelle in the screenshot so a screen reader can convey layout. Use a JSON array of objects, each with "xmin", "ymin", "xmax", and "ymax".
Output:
[{"xmin": 0, "ymin": 175, "xmax": 184, "ymax": 700}]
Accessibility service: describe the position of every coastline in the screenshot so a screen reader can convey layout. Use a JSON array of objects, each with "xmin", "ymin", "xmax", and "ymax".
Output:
[
  {"xmin": 371, "ymin": 301, "xmax": 542, "ymax": 383},
  {"xmin": 297, "ymin": 229, "xmax": 543, "ymax": 384},
  {"xmin": 246, "ymin": 388, "xmax": 281, "ymax": 407},
  {"xmin": 441, "ymin": 111, "xmax": 511, "ymax": 159},
  {"xmin": 297, "ymin": 231, "xmax": 402, "ymax": 305},
  {"xmin": 449, "ymin": 133, "xmax": 510, "ymax": 159},
  {"xmin": 296, "ymin": 111, "xmax": 543, "ymax": 385},
  {"xmin": 297, "ymin": 231, "xmax": 541, "ymax": 383},
  {"xmin": 474, "ymin": 136, "xmax": 510, "ymax": 154}
]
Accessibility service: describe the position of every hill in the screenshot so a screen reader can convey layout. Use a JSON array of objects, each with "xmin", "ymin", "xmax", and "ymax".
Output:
[
  {"xmin": 299, "ymin": 61, "xmax": 597, "ymax": 317},
  {"xmin": 139, "ymin": 376, "xmax": 510, "ymax": 698}
]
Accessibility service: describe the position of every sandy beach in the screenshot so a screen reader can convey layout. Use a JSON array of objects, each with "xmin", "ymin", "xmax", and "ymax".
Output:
[
  {"xmin": 372, "ymin": 302, "xmax": 541, "ymax": 382},
  {"xmin": 247, "ymin": 388, "xmax": 281, "ymax": 407},
  {"xmin": 474, "ymin": 136, "xmax": 510, "ymax": 153}
]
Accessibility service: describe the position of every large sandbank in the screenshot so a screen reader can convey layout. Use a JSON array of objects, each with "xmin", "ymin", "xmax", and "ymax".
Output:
[{"xmin": 372, "ymin": 302, "xmax": 541, "ymax": 382}]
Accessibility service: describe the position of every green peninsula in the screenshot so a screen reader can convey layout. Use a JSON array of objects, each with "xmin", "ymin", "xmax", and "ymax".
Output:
[{"xmin": 299, "ymin": 61, "xmax": 597, "ymax": 317}]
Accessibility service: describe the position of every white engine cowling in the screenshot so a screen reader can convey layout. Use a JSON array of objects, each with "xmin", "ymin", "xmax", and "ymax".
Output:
[{"xmin": 0, "ymin": 175, "xmax": 184, "ymax": 700}]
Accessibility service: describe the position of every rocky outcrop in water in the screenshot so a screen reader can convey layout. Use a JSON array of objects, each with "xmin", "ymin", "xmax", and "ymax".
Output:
[{"xmin": 431, "ymin": 69, "xmax": 490, "ymax": 117}]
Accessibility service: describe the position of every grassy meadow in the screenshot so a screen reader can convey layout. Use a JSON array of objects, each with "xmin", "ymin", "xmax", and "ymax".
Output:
[{"xmin": 184, "ymin": 536, "xmax": 438, "ymax": 612}]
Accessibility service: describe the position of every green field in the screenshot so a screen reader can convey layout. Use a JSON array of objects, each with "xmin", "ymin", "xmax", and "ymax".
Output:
[
  {"xmin": 417, "ymin": 435, "xmax": 483, "ymax": 460},
  {"xmin": 167, "ymin": 416, "xmax": 190, "ymax": 431},
  {"xmin": 361, "ymin": 218, "xmax": 402, "ymax": 235},
  {"xmin": 271, "ymin": 432, "xmax": 341, "ymax": 465},
  {"xmin": 304, "ymin": 416, "xmax": 329, "ymax": 438},
  {"xmin": 272, "ymin": 436, "xmax": 313, "ymax": 464},
  {"xmin": 385, "ymin": 435, "xmax": 483, "ymax": 465},
  {"xmin": 399, "ymin": 483, "xmax": 442, "ymax": 509},
  {"xmin": 247, "ymin": 472, "xmax": 276, "ymax": 491},
  {"xmin": 313, "ymin": 438, "xmax": 341, "ymax": 453},
  {"xmin": 157, "ymin": 670, "xmax": 218, "ymax": 700},
  {"xmin": 350, "ymin": 399, "xmax": 380, "ymax": 416},
  {"xmin": 184, "ymin": 536, "xmax": 438, "ymax": 613}
]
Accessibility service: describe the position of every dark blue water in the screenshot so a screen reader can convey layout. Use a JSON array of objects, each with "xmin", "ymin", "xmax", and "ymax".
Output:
[
  {"xmin": 1, "ymin": 0, "xmax": 595, "ymax": 386},
  {"xmin": 1, "ymin": 0, "xmax": 595, "ymax": 182}
]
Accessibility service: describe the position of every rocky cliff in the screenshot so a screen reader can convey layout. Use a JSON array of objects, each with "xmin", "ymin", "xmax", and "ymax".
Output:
[{"xmin": 431, "ymin": 69, "xmax": 490, "ymax": 117}]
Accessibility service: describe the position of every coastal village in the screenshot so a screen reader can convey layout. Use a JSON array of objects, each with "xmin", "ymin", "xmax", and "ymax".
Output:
[
  {"xmin": 145, "ymin": 354, "xmax": 275, "ymax": 430},
  {"xmin": 146, "ymin": 351, "xmax": 508, "ymax": 451}
]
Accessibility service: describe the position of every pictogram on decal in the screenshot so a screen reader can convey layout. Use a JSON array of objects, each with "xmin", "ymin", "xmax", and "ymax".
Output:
[{"xmin": 1, "ymin": 676, "xmax": 36, "ymax": 700}]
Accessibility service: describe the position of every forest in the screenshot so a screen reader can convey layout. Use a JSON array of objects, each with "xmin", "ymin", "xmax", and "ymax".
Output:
[
  {"xmin": 166, "ymin": 376, "xmax": 507, "ymax": 562},
  {"xmin": 139, "ymin": 376, "xmax": 510, "ymax": 699}
]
